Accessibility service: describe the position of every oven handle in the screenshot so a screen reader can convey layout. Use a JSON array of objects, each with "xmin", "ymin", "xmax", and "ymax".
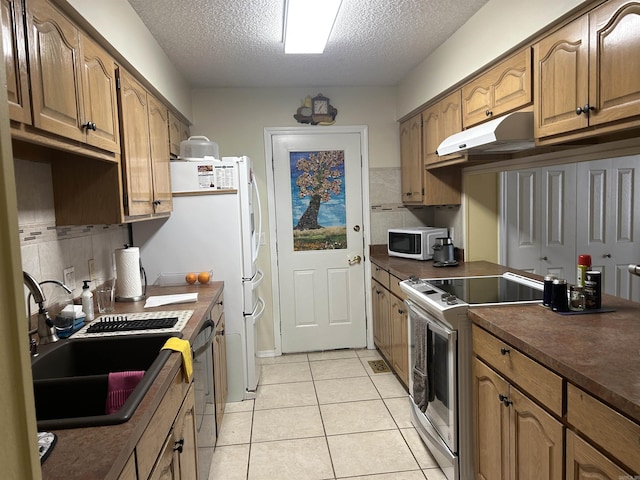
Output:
[
  {"xmin": 191, "ymin": 319, "xmax": 215, "ymax": 358},
  {"xmin": 405, "ymin": 299, "xmax": 454, "ymax": 337}
]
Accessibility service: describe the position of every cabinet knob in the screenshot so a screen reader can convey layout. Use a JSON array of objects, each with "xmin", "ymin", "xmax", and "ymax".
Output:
[
  {"xmin": 173, "ymin": 439, "xmax": 184, "ymax": 453},
  {"xmin": 540, "ymin": 256, "xmax": 548, "ymax": 261},
  {"xmin": 398, "ymin": 309, "xmax": 404, "ymax": 314},
  {"xmin": 498, "ymin": 393, "xmax": 513, "ymax": 407},
  {"xmin": 500, "ymin": 347, "xmax": 510, "ymax": 355},
  {"xmin": 603, "ymin": 253, "xmax": 612, "ymax": 258},
  {"xmin": 576, "ymin": 104, "xmax": 595, "ymax": 115},
  {"xmin": 82, "ymin": 121, "xmax": 97, "ymax": 131},
  {"xmin": 485, "ymin": 109, "xmax": 493, "ymax": 117}
]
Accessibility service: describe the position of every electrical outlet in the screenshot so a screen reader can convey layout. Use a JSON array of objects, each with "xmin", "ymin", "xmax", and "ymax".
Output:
[
  {"xmin": 88, "ymin": 259, "xmax": 95, "ymax": 280},
  {"xmin": 63, "ymin": 266, "xmax": 76, "ymax": 290}
]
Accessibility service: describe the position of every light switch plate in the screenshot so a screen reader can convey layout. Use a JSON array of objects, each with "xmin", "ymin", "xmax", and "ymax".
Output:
[{"xmin": 63, "ymin": 266, "xmax": 76, "ymax": 290}]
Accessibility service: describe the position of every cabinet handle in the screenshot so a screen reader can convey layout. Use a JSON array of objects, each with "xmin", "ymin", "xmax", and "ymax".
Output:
[
  {"xmin": 603, "ymin": 253, "xmax": 612, "ymax": 258},
  {"xmin": 405, "ymin": 192, "xmax": 412, "ymax": 196},
  {"xmin": 398, "ymin": 309, "xmax": 404, "ymax": 314},
  {"xmin": 576, "ymin": 104, "xmax": 595, "ymax": 115},
  {"xmin": 485, "ymin": 109, "xmax": 492, "ymax": 117},
  {"xmin": 500, "ymin": 347, "xmax": 510, "ymax": 355},
  {"xmin": 498, "ymin": 394, "xmax": 513, "ymax": 407},
  {"xmin": 173, "ymin": 439, "xmax": 184, "ymax": 453},
  {"xmin": 82, "ymin": 121, "xmax": 97, "ymax": 131},
  {"xmin": 540, "ymin": 256, "xmax": 548, "ymax": 261}
]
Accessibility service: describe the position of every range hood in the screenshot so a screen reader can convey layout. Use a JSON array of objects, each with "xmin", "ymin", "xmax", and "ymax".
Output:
[{"xmin": 437, "ymin": 111, "xmax": 535, "ymax": 156}]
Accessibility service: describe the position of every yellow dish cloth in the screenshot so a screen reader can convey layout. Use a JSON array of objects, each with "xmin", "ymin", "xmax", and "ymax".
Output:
[{"xmin": 162, "ymin": 337, "xmax": 193, "ymax": 383}]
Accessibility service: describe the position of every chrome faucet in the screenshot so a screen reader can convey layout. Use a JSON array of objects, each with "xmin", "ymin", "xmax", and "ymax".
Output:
[{"xmin": 23, "ymin": 272, "xmax": 72, "ymax": 350}]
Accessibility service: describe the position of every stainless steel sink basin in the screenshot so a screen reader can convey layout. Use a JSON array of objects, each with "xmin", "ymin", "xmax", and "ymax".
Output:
[{"xmin": 32, "ymin": 334, "xmax": 181, "ymax": 430}]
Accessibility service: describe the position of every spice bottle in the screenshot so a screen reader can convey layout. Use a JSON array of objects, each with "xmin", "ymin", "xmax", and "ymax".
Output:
[{"xmin": 577, "ymin": 254, "xmax": 592, "ymax": 287}]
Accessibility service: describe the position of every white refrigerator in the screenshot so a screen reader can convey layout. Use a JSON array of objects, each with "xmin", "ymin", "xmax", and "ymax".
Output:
[{"xmin": 133, "ymin": 156, "xmax": 264, "ymax": 401}]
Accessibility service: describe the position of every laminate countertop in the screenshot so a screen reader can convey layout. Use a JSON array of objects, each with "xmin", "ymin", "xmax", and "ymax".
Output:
[
  {"xmin": 39, "ymin": 282, "xmax": 224, "ymax": 480},
  {"xmin": 370, "ymin": 247, "xmax": 640, "ymax": 425}
]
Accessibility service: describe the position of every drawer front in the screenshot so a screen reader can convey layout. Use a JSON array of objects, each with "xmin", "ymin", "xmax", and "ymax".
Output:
[
  {"xmin": 372, "ymin": 263, "xmax": 390, "ymax": 289},
  {"xmin": 567, "ymin": 383, "xmax": 640, "ymax": 474},
  {"xmin": 212, "ymin": 292, "xmax": 224, "ymax": 324},
  {"xmin": 389, "ymin": 274, "xmax": 405, "ymax": 300},
  {"xmin": 136, "ymin": 369, "xmax": 184, "ymax": 479},
  {"xmin": 472, "ymin": 325, "xmax": 563, "ymax": 416}
]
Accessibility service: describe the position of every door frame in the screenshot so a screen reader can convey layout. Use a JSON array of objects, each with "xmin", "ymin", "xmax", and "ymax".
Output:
[{"xmin": 264, "ymin": 126, "xmax": 372, "ymax": 356}]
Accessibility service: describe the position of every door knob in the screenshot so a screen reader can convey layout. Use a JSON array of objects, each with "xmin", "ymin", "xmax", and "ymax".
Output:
[
  {"xmin": 348, "ymin": 255, "xmax": 362, "ymax": 265},
  {"xmin": 353, "ymin": 225, "xmax": 360, "ymax": 232}
]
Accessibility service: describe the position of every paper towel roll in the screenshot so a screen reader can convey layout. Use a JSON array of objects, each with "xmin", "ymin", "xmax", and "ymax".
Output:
[{"xmin": 115, "ymin": 247, "xmax": 144, "ymax": 301}]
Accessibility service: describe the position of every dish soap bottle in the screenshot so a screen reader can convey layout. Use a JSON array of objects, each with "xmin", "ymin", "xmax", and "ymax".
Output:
[{"xmin": 81, "ymin": 280, "xmax": 94, "ymax": 321}]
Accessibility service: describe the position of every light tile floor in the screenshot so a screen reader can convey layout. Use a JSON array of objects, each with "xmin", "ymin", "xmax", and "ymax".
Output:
[{"xmin": 208, "ymin": 349, "xmax": 446, "ymax": 480}]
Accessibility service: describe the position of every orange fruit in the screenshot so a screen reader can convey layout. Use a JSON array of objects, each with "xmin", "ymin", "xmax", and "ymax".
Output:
[
  {"xmin": 197, "ymin": 271, "xmax": 211, "ymax": 284},
  {"xmin": 185, "ymin": 272, "xmax": 197, "ymax": 284}
]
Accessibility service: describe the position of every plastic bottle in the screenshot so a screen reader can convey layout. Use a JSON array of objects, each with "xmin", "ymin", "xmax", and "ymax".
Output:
[
  {"xmin": 81, "ymin": 280, "xmax": 94, "ymax": 321},
  {"xmin": 577, "ymin": 254, "xmax": 592, "ymax": 287}
]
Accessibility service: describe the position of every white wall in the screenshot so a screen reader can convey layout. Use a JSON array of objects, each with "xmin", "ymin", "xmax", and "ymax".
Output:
[{"xmin": 397, "ymin": 0, "xmax": 589, "ymax": 118}]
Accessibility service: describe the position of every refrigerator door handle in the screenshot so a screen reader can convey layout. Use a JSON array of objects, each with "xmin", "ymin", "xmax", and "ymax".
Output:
[
  {"xmin": 251, "ymin": 269, "xmax": 264, "ymax": 290},
  {"xmin": 252, "ymin": 178, "xmax": 262, "ymax": 265}
]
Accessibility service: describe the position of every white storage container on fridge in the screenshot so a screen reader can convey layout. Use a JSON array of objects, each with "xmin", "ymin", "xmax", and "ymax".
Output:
[{"xmin": 179, "ymin": 136, "xmax": 220, "ymax": 161}]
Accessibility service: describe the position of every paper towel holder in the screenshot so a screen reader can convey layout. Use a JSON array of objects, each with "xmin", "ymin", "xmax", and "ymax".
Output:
[{"xmin": 115, "ymin": 244, "xmax": 148, "ymax": 302}]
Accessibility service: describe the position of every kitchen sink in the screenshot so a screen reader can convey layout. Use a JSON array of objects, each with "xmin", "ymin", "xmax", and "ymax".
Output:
[{"xmin": 32, "ymin": 334, "xmax": 181, "ymax": 430}]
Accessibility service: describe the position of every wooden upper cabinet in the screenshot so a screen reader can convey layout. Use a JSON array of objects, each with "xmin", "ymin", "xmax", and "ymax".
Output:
[
  {"xmin": 588, "ymin": 0, "xmax": 640, "ymax": 126},
  {"xmin": 118, "ymin": 69, "xmax": 154, "ymax": 217},
  {"xmin": 535, "ymin": 0, "xmax": 640, "ymax": 141},
  {"xmin": 169, "ymin": 111, "xmax": 190, "ymax": 158},
  {"xmin": 24, "ymin": 0, "xmax": 120, "ymax": 153},
  {"xmin": 148, "ymin": 94, "xmax": 172, "ymax": 214},
  {"xmin": 534, "ymin": 16, "xmax": 590, "ymax": 138},
  {"xmin": 399, "ymin": 114, "xmax": 423, "ymax": 204},
  {"xmin": 462, "ymin": 48, "xmax": 532, "ymax": 128},
  {"xmin": 26, "ymin": 0, "xmax": 84, "ymax": 142},
  {"xmin": 2, "ymin": 0, "xmax": 31, "ymax": 124},
  {"xmin": 423, "ymin": 90, "xmax": 463, "ymax": 167},
  {"xmin": 79, "ymin": 35, "xmax": 120, "ymax": 153}
]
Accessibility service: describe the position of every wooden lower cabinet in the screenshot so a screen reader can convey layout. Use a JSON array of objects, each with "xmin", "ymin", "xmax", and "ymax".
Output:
[
  {"xmin": 372, "ymin": 279, "xmax": 391, "ymax": 361},
  {"xmin": 148, "ymin": 384, "xmax": 198, "ymax": 480},
  {"xmin": 472, "ymin": 358, "xmax": 563, "ymax": 480},
  {"xmin": 118, "ymin": 453, "xmax": 137, "ymax": 480},
  {"xmin": 389, "ymin": 291, "xmax": 409, "ymax": 386},
  {"xmin": 566, "ymin": 430, "xmax": 631, "ymax": 480},
  {"xmin": 213, "ymin": 311, "xmax": 228, "ymax": 434}
]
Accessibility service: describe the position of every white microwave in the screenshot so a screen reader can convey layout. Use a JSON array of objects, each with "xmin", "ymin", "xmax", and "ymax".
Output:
[{"xmin": 387, "ymin": 227, "xmax": 448, "ymax": 260}]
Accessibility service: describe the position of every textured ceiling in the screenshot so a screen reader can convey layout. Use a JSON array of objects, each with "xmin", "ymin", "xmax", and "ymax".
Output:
[{"xmin": 127, "ymin": 0, "xmax": 489, "ymax": 88}]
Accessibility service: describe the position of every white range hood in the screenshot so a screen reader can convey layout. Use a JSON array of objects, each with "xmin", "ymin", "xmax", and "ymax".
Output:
[{"xmin": 437, "ymin": 111, "xmax": 535, "ymax": 156}]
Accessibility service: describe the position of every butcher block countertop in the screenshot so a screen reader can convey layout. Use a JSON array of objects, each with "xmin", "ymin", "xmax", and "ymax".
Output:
[
  {"xmin": 370, "ymin": 247, "xmax": 640, "ymax": 424},
  {"xmin": 40, "ymin": 282, "xmax": 224, "ymax": 480}
]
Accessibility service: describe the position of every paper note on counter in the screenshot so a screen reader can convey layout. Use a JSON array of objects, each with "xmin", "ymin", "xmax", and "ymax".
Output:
[{"xmin": 144, "ymin": 293, "xmax": 198, "ymax": 308}]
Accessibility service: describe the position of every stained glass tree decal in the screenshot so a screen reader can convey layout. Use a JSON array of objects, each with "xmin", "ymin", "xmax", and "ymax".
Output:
[{"xmin": 290, "ymin": 150, "xmax": 347, "ymax": 251}]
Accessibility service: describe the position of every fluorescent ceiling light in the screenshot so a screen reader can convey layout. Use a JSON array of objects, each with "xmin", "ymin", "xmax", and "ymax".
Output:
[{"xmin": 284, "ymin": 0, "xmax": 342, "ymax": 54}]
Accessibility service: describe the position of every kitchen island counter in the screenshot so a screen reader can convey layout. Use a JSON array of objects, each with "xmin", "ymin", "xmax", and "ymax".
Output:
[
  {"xmin": 370, "ymin": 247, "xmax": 640, "ymax": 425},
  {"xmin": 39, "ymin": 281, "xmax": 224, "ymax": 480}
]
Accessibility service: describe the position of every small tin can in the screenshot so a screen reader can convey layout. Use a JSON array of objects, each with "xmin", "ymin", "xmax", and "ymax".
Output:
[
  {"xmin": 551, "ymin": 278, "xmax": 568, "ymax": 312},
  {"xmin": 543, "ymin": 274, "xmax": 557, "ymax": 307},
  {"xmin": 584, "ymin": 270, "xmax": 602, "ymax": 310}
]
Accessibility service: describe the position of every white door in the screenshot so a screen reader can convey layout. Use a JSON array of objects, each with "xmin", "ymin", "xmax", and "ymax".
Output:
[
  {"xmin": 271, "ymin": 132, "xmax": 367, "ymax": 353},
  {"xmin": 504, "ymin": 164, "xmax": 576, "ymax": 278},
  {"xmin": 577, "ymin": 156, "xmax": 640, "ymax": 301}
]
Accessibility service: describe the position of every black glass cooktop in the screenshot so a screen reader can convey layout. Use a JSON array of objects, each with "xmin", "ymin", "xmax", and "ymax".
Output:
[{"xmin": 428, "ymin": 276, "xmax": 544, "ymax": 304}]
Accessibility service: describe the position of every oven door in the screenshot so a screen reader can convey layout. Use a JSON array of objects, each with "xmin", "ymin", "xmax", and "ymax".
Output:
[{"xmin": 407, "ymin": 299, "xmax": 458, "ymax": 453}]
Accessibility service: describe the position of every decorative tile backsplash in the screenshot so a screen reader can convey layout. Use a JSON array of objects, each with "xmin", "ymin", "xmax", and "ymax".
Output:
[{"xmin": 15, "ymin": 157, "xmax": 128, "ymax": 306}]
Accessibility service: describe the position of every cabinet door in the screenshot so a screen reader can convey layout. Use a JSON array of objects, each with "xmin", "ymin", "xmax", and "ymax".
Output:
[
  {"xmin": 566, "ymin": 430, "xmax": 631, "ymax": 480},
  {"xmin": 472, "ymin": 358, "xmax": 510, "ymax": 480},
  {"xmin": 422, "ymin": 102, "xmax": 440, "ymax": 166},
  {"xmin": 390, "ymin": 294, "xmax": 408, "ymax": 386},
  {"xmin": 175, "ymin": 386, "xmax": 198, "ymax": 480},
  {"xmin": 509, "ymin": 386, "xmax": 563, "ymax": 480},
  {"xmin": 148, "ymin": 94, "xmax": 173, "ymax": 214},
  {"xmin": 119, "ymin": 69, "xmax": 154, "ymax": 216},
  {"xmin": 148, "ymin": 433, "xmax": 179, "ymax": 480},
  {"xmin": 169, "ymin": 111, "xmax": 190, "ymax": 158},
  {"xmin": 2, "ymin": 0, "xmax": 31, "ymax": 124},
  {"xmin": 399, "ymin": 115, "xmax": 423, "ymax": 204},
  {"xmin": 79, "ymin": 35, "xmax": 120, "ymax": 153},
  {"xmin": 588, "ymin": 0, "xmax": 640, "ymax": 126},
  {"xmin": 26, "ymin": 0, "xmax": 84, "ymax": 142},
  {"xmin": 462, "ymin": 49, "xmax": 531, "ymax": 128},
  {"xmin": 372, "ymin": 281, "xmax": 391, "ymax": 361},
  {"xmin": 533, "ymin": 16, "xmax": 590, "ymax": 138}
]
